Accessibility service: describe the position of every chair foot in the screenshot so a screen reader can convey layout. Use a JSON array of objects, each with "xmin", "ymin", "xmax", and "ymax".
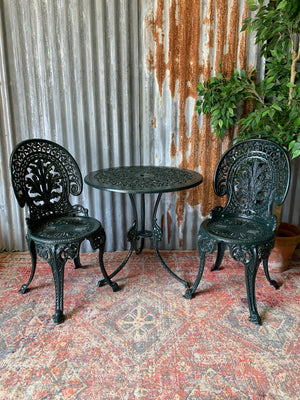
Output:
[
  {"xmin": 183, "ymin": 288, "xmax": 194, "ymax": 299},
  {"xmin": 248, "ymin": 313, "xmax": 262, "ymax": 326},
  {"xmin": 270, "ymin": 280, "xmax": 279, "ymax": 290},
  {"xmin": 52, "ymin": 310, "xmax": 65, "ymax": 324},
  {"xmin": 19, "ymin": 284, "xmax": 29, "ymax": 294}
]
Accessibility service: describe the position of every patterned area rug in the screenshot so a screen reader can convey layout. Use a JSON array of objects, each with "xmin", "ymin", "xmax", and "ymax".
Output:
[{"xmin": 0, "ymin": 249, "xmax": 299, "ymax": 399}]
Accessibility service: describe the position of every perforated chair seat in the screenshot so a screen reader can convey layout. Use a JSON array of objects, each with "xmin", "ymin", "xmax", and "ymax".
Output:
[
  {"xmin": 203, "ymin": 216, "xmax": 274, "ymax": 244},
  {"xmin": 29, "ymin": 216, "xmax": 102, "ymax": 243}
]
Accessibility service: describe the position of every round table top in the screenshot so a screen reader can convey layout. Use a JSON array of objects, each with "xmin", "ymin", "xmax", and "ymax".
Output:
[{"xmin": 84, "ymin": 166, "xmax": 203, "ymax": 194}]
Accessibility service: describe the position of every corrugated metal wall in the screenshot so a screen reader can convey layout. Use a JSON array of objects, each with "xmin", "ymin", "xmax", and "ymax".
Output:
[{"xmin": 0, "ymin": 0, "xmax": 299, "ymax": 252}]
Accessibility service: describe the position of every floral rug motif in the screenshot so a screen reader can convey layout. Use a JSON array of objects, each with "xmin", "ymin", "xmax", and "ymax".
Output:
[{"xmin": 0, "ymin": 249, "xmax": 299, "ymax": 399}]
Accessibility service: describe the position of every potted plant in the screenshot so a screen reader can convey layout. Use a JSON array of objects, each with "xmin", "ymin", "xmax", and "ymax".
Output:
[{"xmin": 196, "ymin": 0, "xmax": 300, "ymax": 271}]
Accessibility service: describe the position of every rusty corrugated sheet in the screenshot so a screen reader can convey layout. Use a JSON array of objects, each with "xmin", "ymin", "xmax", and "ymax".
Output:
[{"xmin": 0, "ymin": 0, "xmax": 298, "ymax": 252}]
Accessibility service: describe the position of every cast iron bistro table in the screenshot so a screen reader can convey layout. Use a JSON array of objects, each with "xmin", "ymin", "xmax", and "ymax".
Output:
[{"xmin": 84, "ymin": 166, "xmax": 203, "ymax": 291}]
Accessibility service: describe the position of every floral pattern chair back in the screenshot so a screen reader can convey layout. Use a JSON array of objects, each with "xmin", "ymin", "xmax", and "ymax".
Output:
[{"xmin": 11, "ymin": 139, "xmax": 83, "ymax": 225}]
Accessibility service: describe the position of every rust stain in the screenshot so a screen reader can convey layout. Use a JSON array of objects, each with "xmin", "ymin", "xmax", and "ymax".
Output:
[
  {"xmin": 167, "ymin": 209, "xmax": 172, "ymax": 243},
  {"xmin": 152, "ymin": 0, "xmax": 167, "ymax": 96},
  {"xmin": 186, "ymin": 112, "xmax": 202, "ymax": 208},
  {"xmin": 170, "ymin": 132, "xmax": 177, "ymax": 158},
  {"xmin": 168, "ymin": 0, "xmax": 202, "ymax": 100},
  {"xmin": 146, "ymin": 50, "xmax": 155, "ymax": 72},
  {"xmin": 144, "ymin": 11, "xmax": 155, "ymax": 72},
  {"xmin": 224, "ymin": 0, "xmax": 240, "ymax": 76},
  {"xmin": 215, "ymin": 0, "xmax": 228, "ymax": 74},
  {"xmin": 160, "ymin": 214, "xmax": 164, "ymax": 236},
  {"xmin": 151, "ymin": 117, "xmax": 157, "ymax": 128},
  {"xmin": 148, "ymin": 0, "xmax": 249, "ymax": 226},
  {"xmin": 204, "ymin": 0, "xmax": 215, "ymax": 49}
]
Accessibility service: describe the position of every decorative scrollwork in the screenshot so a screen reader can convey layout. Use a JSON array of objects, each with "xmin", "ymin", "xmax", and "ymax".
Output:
[
  {"xmin": 59, "ymin": 244, "xmax": 79, "ymax": 261},
  {"xmin": 258, "ymin": 239, "xmax": 275, "ymax": 260},
  {"xmin": 213, "ymin": 139, "xmax": 290, "ymax": 221},
  {"xmin": 210, "ymin": 206, "xmax": 224, "ymax": 219},
  {"xmin": 230, "ymin": 245, "xmax": 254, "ymax": 266},
  {"xmin": 35, "ymin": 242, "xmax": 80, "ymax": 266},
  {"xmin": 88, "ymin": 225, "xmax": 106, "ymax": 250},
  {"xmin": 35, "ymin": 243, "xmax": 52, "ymax": 261},
  {"xmin": 10, "ymin": 139, "xmax": 82, "ymax": 223},
  {"xmin": 152, "ymin": 219, "xmax": 162, "ymax": 242},
  {"xmin": 197, "ymin": 234, "xmax": 217, "ymax": 254},
  {"xmin": 71, "ymin": 204, "xmax": 88, "ymax": 217},
  {"xmin": 127, "ymin": 221, "xmax": 139, "ymax": 242}
]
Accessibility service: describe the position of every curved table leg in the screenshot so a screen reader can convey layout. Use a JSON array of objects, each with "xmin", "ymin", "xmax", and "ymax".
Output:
[
  {"xmin": 184, "ymin": 249, "xmax": 206, "ymax": 298},
  {"xmin": 135, "ymin": 194, "xmax": 145, "ymax": 254},
  {"xmin": 97, "ymin": 247, "xmax": 134, "ymax": 287},
  {"xmin": 97, "ymin": 194, "xmax": 138, "ymax": 287},
  {"xmin": 152, "ymin": 193, "xmax": 189, "ymax": 289}
]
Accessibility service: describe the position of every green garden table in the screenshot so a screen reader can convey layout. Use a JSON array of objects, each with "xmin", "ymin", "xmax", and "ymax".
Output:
[{"xmin": 84, "ymin": 166, "xmax": 203, "ymax": 290}]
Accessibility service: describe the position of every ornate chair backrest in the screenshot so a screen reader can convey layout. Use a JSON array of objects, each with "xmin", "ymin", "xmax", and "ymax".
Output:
[
  {"xmin": 10, "ymin": 139, "xmax": 83, "ymax": 225},
  {"xmin": 213, "ymin": 139, "xmax": 290, "ymax": 227}
]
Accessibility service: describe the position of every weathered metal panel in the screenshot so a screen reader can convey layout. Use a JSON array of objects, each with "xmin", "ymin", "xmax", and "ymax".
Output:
[{"xmin": 0, "ymin": 0, "xmax": 298, "ymax": 252}]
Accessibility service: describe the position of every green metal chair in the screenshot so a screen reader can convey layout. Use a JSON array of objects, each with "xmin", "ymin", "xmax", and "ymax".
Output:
[
  {"xmin": 10, "ymin": 139, "xmax": 120, "ymax": 324},
  {"xmin": 184, "ymin": 139, "xmax": 291, "ymax": 325}
]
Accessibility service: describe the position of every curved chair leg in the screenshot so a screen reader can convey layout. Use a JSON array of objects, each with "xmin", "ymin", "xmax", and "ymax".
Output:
[
  {"xmin": 244, "ymin": 252, "xmax": 261, "ymax": 325},
  {"xmin": 74, "ymin": 255, "xmax": 83, "ymax": 269},
  {"xmin": 183, "ymin": 251, "xmax": 206, "ymax": 299},
  {"xmin": 262, "ymin": 257, "xmax": 279, "ymax": 289},
  {"xmin": 19, "ymin": 239, "xmax": 37, "ymax": 294},
  {"xmin": 211, "ymin": 242, "xmax": 225, "ymax": 271}
]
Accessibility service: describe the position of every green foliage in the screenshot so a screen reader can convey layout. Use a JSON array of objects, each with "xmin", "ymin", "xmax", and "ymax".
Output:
[{"xmin": 196, "ymin": 0, "xmax": 300, "ymax": 158}]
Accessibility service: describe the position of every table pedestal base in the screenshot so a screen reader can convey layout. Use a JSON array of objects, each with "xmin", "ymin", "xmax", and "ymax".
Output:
[{"xmin": 98, "ymin": 193, "xmax": 190, "ymax": 289}]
